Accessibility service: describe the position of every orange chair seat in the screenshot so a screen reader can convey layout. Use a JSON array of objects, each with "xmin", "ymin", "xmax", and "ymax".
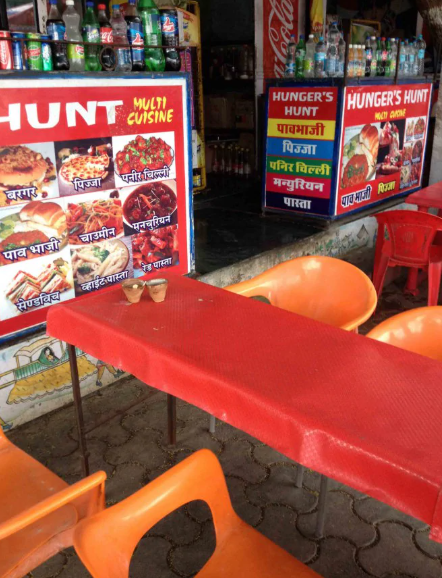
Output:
[
  {"xmin": 198, "ymin": 519, "xmax": 317, "ymax": 578},
  {"xmin": 0, "ymin": 442, "xmax": 77, "ymax": 578}
]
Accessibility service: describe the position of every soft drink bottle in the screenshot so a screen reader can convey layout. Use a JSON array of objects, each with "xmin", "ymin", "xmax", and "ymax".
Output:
[
  {"xmin": 82, "ymin": 2, "xmax": 101, "ymax": 71},
  {"xmin": 98, "ymin": 4, "xmax": 115, "ymax": 70},
  {"xmin": 417, "ymin": 34, "xmax": 426, "ymax": 76},
  {"xmin": 295, "ymin": 35, "xmax": 305, "ymax": 79},
  {"xmin": 304, "ymin": 34, "xmax": 315, "ymax": 78},
  {"xmin": 284, "ymin": 34, "xmax": 296, "ymax": 78},
  {"xmin": 47, "ymin": 0, "xmax": 69, "ymax": 70},
  {"xmin": 375, "ymin": 37, "xmax": 382, "ymax": 75},
  {"xmin": 244, "ymin": 148, "xmax": 251, "ymax": 179},
  {"xmin": 369, "ymin": 36, "xmax": 377, "ymax": 76},
  {"xmin": 125, "ymin": 0, "xmax": 145, "ymax": 71},
  {"xmin": 364, "ymin": 37, "xmax": 372, "ymax": 77},
  {"xmin": 358, "ymin": 45, "xmax": 365, "ymax": 76},
  {"xmin": 327, "ymin": 21, "xmax": 340, "ymax": 47},
  {"xmin": 326, "ymin": 37, "xmax": 338, "ymax": 77},
  {"xmin": 337, "ymin": 35, "xmax": 345, "ymax": 77},
  {"xmin": 348, "ymin": 44, "xmax": 354, "ymax": 77},
  {"xmin": 138, "ymin": 0, "xmax": 165, "ymax": 71},
  {"xmin": 314, "ymin": 36, "xmax": 326, "ymax": 78},
  {"xmin": 389, "ymin": 38, "xmax": 398, "ymax": 77},
  {"xmin": 63, "ymin": 0, "xmax": 85, "ymax": 71},
  {"xmin": 384, "ymin": 38, "xmax": 391, "ymax": 76},
  {"xmin": 111, "ymin": 4, "xmax": 132, "ymax": 71},
  {"xmin": 160, "ymin": 8, "xmax": 181, "ymax": 71}
]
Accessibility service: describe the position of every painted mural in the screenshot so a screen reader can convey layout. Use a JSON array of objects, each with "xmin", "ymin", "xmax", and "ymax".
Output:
[{"xmin": 0, "ymin": 333, "xmax": 125, "ymax": 430}]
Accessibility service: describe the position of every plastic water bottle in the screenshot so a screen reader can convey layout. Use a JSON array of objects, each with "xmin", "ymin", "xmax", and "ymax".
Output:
[
  {"xmin": 63, "ymin": 0, "xmax": 85, "ymax": 71},
  {"xmin": 403, "ymin": 39, "xmax": 410, "ymax": 77},
  {"xmin": 364, "ymin": 37, "xmax": 372, "ymax": 77},
  {"xmin": 111, "ymin": 4, "xmax": 132, "ymax": 71},
  {"xmin": 337, "ymin": 35, "xmax": 345, "ymax": 77},
  {"xmin": 408, "ymin": 40, "xmax": 416, "ymax": 76},
  {"xmin": 416, "ymin": 34, "xmax": 426, "ymax": 76},
  {"xmin": 327, "ymin": 21, "xmax": 340, "ymax": 47},
  {"xmin": 295, "ymin": 35, "xmax": 306, "ymax": 79},
  {"xmin": 326, "ymin": 37, "xmax": 338, "ymax": 77},
  {"xmin": 314, "ymin": 36, "xmax": 326, "ymax": 78},
  {"xmin": 303, "ymin": 34, "xmax": 315, "ymax": 78},
  {"xmin": 284, "ymin": 34, "xmax": 296, "ymax": 78},
  {"xmin": 398, "ymin": 41, "xmax": 405, "ymax": 77}
]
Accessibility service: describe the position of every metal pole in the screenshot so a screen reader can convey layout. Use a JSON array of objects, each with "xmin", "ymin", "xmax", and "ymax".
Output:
[
  {"xmin": 167, "ymin": 394, "xmax": 177, "ymax": 446},
  {"xmin": 315, "ymin": 475, "xmax": 330, "ymax": 538},
  {"xmin": 67, "ymin": 343, "xmax": 90, "ymax": 477}
]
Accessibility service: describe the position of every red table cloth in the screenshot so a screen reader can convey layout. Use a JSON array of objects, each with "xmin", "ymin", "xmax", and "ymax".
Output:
[{"xmin": 47, "ymin": 275, "xmax": 442, "ymax": 541}]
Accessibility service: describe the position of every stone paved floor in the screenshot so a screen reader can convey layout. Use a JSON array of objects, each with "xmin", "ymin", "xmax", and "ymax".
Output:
[{"xmin": 9, "ymin": 277, "xmax": 442, "ymax": 578}]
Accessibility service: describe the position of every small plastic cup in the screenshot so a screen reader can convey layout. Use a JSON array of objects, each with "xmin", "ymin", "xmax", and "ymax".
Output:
[
  {"xmin": 146, "ymin": 278, "xmax": 168, "ymax": 303},
  {"xmin": 122, "ymin": 279, "xmax": 145, "ymax": 304}
]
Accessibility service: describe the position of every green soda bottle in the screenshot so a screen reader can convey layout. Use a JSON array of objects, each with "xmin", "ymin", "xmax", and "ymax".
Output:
[
  {"xmin": 295, "ymin": 35, "xmax": 306, "ymax": 79},
  {"xmin": 82, "ymin": 1, "xmax": 101, "ymax": 71},
  {"xmin": 137, "ymin": 0, "xmax": 165, "ymax": 71}
]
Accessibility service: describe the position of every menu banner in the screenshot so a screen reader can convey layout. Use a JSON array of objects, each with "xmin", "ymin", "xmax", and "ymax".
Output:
[
  {"xmin": 264, "ymin": 86, "xmax": 338, "ymax": 216},
  {"xmin": 336, "ymin": 83, "xmax": 432, "ymax": 215},
  {"xmin": 0, "ymin": 76, "xmax": 193, "ymax": 338}
]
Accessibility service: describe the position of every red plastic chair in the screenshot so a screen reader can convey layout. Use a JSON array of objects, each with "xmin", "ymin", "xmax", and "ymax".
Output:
[{"xmin": 372, "ymin": 210, "xmax": 442, "ymax": 306}]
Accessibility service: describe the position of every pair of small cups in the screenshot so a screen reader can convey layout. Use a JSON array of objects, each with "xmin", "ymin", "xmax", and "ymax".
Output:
[{"xmin": 122, "ymin": 278, "xmax": 168, "ymax": 304}]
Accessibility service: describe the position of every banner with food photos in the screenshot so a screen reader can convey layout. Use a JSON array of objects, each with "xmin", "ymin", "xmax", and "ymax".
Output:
[
  {"xmin": 0, "ymin": 75, "xmax": 193, "ymax": 338},
  {"xmin": 336, "ymin": 83, "xmax": 432, "ymax": 215}
]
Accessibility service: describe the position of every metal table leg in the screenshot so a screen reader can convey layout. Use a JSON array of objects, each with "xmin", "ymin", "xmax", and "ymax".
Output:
[
  {"xmin": 315, "ymin": 475, "xmax": 330, "ymax": 538},
  {"xmin": 67, "ymin": 343, "xmax": 90, "ymax": 477},
  {"xmin": 295, "ymin": 464, "xmax": 305, "ymax": 488},
  {"xmin": 167, "ymin": 394, "xmax": 177, "ymax": 446},
  {"xmin": 209, "ymin": 414, "xmax": 216, "ymax": 434}
]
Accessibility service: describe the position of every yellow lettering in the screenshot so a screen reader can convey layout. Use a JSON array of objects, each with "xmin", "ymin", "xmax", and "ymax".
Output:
[{"xmin": 127, "ymin": 112, "xmax": 135, "ymax": 125}]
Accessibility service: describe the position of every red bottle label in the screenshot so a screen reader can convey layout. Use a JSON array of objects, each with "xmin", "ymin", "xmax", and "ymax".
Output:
[{"xmin": 100, "ymin": 27, "xmax": 113, "ymax": 44}]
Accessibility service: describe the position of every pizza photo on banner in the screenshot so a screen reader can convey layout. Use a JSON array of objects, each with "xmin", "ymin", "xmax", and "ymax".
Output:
[
  {"xmin": 336, "ymin": 83, "xmax": 432, "ymax": 215},
  {"xmin": 0, "ymin": 76, "xmax": 193, "ymax": 338}
]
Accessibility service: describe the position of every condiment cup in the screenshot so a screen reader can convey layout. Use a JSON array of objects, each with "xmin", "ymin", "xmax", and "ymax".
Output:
[
  {"xmin": 122, "ymin": 279, "xmax": 145, "ymax": 304},
  {"xmin": 146, "ymin": 278, "xmax": 168, "ymax": 303}
]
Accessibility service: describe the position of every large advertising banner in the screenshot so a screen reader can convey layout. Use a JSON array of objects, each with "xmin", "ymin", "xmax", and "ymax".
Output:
[
  {"xmin": 262, "ymin": 0, "xmax": 300, "ymax": 81},
  {"xmin": 336, "ymin": 83, "xmax": 432, "ymax": 215},
  {"xmin": 264, "ymin": 86, "xmax": 338, "ymax": 215},
  {"xmin": 0, "ymin": 75, "xmax": 193, "ymax": 338}
]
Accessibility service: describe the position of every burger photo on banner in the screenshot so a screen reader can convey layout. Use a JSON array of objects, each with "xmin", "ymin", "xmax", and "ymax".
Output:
[{"xmin": 340, "ymin": 123, "xmax": 380, "ymax": 189}]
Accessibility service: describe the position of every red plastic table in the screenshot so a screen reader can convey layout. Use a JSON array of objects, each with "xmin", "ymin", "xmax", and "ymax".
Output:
[
  {"xmin": 47, "ymin": 275, "xmax": 442, "ymax": 542},
  {"xmin": 406, "ymin": 182, "xmax": 442, "ymax": 215}
]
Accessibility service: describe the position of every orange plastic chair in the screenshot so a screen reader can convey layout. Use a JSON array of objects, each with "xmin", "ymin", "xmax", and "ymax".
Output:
[
  {"xmin": 0, "ymin": 426, "xmax": 106, "ymax": 578},
  {"xmin": 225, "ymin": 256, "xmax": 377, "ymax": 331},
  {"xmin": 74, "ymin": 449, "xmax": 322, "ymax": 578},
  {"xmin": 372, "ymin": 210, "xmax": 442, "ymax": 305},
  {"xmin": 367, "ymin": 306, "xmax": 442, "ymax": 361}
]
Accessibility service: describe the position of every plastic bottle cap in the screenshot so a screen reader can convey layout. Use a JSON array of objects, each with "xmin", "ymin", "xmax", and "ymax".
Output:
[
  {"xmin": 86, "ymin": 1, "xmax": 94, "ymax": 6},
  {"xmin": 49, "ymin": 0, "xmax": 57, "ymax": 4},
  {"xmin": 112, "ymin": 3, "xmax": 119, "ymax": 8},
  {"xmin": 319, "ymin": 36, "xmax": 324, "ymax": 41},
  {"xmin": 98, "ymin": 3, "xmax": 106, "ymax": 8},
  {"xmin": 66, "ymin": 0, "xmax": 74, "ymax": 5}
]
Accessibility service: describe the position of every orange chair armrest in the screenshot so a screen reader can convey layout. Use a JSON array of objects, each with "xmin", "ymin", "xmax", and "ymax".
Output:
[{"xmin": 0, "ymin": 471, "xmax": 106, "ymax": 540}]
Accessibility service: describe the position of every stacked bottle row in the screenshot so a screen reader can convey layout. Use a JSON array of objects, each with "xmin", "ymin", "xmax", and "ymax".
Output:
[
  {"xmin": 212, "ymin": 144, "xmax": 252, "ymax": 178},
  {"xmin": 208, "ymin": 45, "xmax": 254, "ymax": 80},
  {"xmin": 285, "ymin": 23, "xmax": 426, "ymax": 80},
  {"xmin": 5, "ymin": 0, "xmax": 181, "ymax": 73}
]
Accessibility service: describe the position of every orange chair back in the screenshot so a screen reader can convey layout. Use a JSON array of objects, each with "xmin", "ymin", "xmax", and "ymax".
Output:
[
  {"xmin": 375, "ymin": 210, "xmax": 442, "ymax": 267},
  {"xmin": 225, "ymin": 256, "xmax": 377, "ymax": 331},
  {"xmin": 74, "ymin": 450, "xmax": 321, "ymax": 578},
  {"xmin": 0, "ymin": 427, "xmax": 106, "ymax": 578},
  {"xmin": 367, "ymin": 306, "xmax": 442, "ymax": 361}
]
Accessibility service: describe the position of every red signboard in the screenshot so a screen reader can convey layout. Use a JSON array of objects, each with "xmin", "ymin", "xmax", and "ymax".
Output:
[
  {"xmin": 336, "ymin": 83, "xmax": 432, "ymax": 215},
  {"xmin": 263, "ymin": 0, "xmax": 299, "ymax": 80},
  {"xmin": 0, "ymin": 76, "xmax": 193, "ymax": 338}
]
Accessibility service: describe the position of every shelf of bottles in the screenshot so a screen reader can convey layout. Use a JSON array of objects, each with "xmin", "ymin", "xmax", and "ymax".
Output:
[
  {"xmin": 0, "ymin": 0, "xmax": 207, "ymax": 193},
  {"xmin": 284, "ymin": 23, "xmax": 427, "ymax": 81},
  {"xmin": 211, "ymin": 141, "xmax": 252, "ymax": 180},
  {"xmin": 206, "ymin": 44, "xmax": 255, "ymax": 83}
]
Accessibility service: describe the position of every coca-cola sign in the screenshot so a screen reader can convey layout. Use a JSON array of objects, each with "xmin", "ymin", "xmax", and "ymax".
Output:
[{"xmin": 263, "ymin": 0, "xmax": 298, "ymax": 79}]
